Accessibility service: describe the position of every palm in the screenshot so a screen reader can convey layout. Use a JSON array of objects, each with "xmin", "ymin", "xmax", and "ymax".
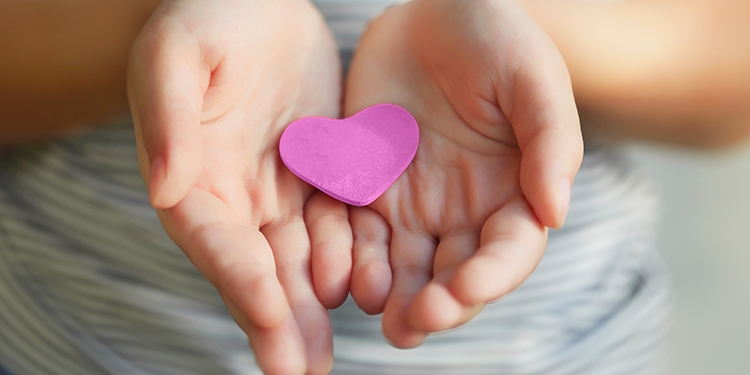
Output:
[
  {"xmin": 129, "ymin": 0, "xmax": 350, "ymax": 373},
  {"xmin": 344, "ymin": 0, "xmax": 581, "ymax": 347}
]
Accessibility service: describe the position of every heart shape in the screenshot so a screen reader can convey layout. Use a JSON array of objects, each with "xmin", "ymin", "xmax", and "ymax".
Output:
[{"xmin": 279, "ymin": 104, "xmax": 419, "ymax": 206}]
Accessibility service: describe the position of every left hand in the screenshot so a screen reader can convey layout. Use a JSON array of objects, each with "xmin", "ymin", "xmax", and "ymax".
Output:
[{"xmin": 343, "ymin": 0, "xmax": 583, "ymax": 347}]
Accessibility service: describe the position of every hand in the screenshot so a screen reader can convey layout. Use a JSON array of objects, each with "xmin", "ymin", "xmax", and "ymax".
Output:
[
  {"xmin": 343, "ymin": 0, "xmax": 583, "ymax": 347},
  {"xmin": 127, "ymin": 1, "xmax": 350, "ymax": 373}
]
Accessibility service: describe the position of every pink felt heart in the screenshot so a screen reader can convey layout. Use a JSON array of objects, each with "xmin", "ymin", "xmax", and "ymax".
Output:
[{"xmin": 279, "ymin": 104, "xmax": 419, "ymax": 206}]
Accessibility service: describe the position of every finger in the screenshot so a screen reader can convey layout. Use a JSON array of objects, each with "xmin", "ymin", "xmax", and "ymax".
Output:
[
  {"xmin": 222, "ymin": 294, "xmax": 306, "ymax": 375},
  {"xmin": 408, "ymin": 229, "xmax": 483, "ymax": 332},
  {"xmin": 450, "ymin": 197, "xmax": 547, "ymax": 305},
  {"xmin": 381, "ymin": 228, "xmax": 436, "ymax": 348},
  {"xmin": 432, "ymin": 229, "xmax": 480, "ymax": 278},
  {"xmin": 496, "ymin": 19, "xmax": 583, "ymax": 228},
  {"xmin": 304, "ymin": 192, "xmax": 353, "ymax": 309},
  {"xmin": 263, "ymin": 216, "xmax": 333, "ymax": 375},
  {"xmin": 246, "ymin": 316, "xmax": 306, "ymax": 375},
  {"xmin": 161, "ymin": 188, "xmax": 288, "ymax": 329},
  {"xmin": 127, "ymin": 17, "xmax": 210, "ymax": 209},
  {"xmin": 349, "ymin": 206, "xmax": 392, "ymax": 315}
]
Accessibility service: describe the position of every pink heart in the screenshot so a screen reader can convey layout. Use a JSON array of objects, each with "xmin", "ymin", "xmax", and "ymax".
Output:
[{"xmin": 279, "ymin": 104, "xmax": 419, "ymax": 206}]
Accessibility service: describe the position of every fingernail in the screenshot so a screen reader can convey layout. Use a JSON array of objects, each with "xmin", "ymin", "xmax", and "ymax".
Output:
[{"xmin": 558, "ymin": 177, "xmax": 572, "ymax": 227}]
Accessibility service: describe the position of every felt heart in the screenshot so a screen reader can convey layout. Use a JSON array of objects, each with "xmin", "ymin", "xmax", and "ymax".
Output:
[{"xmin": 279, "ymin": 104, "xmax": 419, "ymax": 206}]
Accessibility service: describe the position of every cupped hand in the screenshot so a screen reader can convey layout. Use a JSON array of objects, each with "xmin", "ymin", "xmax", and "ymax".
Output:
[
  {"xmin": 344, "ymin": 0, "xmax": 583, "ymax": 347},
  {"xmin": 127, "ymin": 0, "xmax": 350, "ymax": 373}
]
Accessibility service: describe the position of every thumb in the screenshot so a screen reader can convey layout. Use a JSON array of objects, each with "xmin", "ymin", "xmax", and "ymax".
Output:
[
  {"xmin": 127, "ymin": 19, "xmax": 207, "ymax": 209},
  {"xmin": 501, "ymin": 39, "xmax": 583, "ymax": 229}
]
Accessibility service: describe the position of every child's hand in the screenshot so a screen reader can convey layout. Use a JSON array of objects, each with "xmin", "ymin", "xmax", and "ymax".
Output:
[
  {"xmin": 127, "ymin": 0, "xmax": 347, "ymax": 373},
  {"xmin": 344, "ymin": 0, "xmax": 583, "ymax": 347}
]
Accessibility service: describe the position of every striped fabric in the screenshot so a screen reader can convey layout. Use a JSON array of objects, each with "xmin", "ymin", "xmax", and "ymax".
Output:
[{"xmin": 0, "ymin": 1, "xmax": 671, "ymax": 374}]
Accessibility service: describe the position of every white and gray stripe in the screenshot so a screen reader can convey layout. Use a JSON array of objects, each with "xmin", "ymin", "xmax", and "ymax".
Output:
[{"xmin": 0, "ymin": 1, "xmax": 671, "ymax": 374}]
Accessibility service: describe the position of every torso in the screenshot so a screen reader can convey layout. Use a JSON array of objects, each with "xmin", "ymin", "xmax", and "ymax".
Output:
[{"xmin": 0, "ymin": 2, "xmax": 671, "ymax": 374}]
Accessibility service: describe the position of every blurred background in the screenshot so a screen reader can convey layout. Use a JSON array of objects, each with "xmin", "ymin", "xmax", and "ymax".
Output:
[{"xmin": 626, "ymin": 141, "xmax": 750, "ymax": 375}]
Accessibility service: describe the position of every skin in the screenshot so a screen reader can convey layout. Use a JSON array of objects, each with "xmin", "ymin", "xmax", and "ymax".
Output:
[
  {"xmin": 128, "ymin": 0, "xmax": 583, "ymax": 369},
  {"xmin": 4, "ymin": 0, "xmax": 749, "ymax": 146},
  {"xmin": 341, "ymin": 0, "xmax": 582, "ymax": 347},
  {"xmin": 4, "ymin": 0, "xmax": 749, "ymax": 373},
  {"xmin": 519, "ymin": 0, "xmax": 750, "ymax": 148},
  {"xmin": 127, "ymin": 0, "xmax": 349, "ymax": 373},
  {"xmin": 0, "ymin": 0, "xmax": 160, "ymax": 144}
]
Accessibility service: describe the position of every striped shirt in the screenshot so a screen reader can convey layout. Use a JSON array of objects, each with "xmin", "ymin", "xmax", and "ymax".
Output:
[{"xmin": 0, "ymin": 1, "xmax": 671, "ymax": 374}]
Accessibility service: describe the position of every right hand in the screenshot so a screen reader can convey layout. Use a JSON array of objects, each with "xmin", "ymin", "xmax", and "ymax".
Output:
[{"xmin": 127, "ymin": 1, "xmax": 348, "ymax": 373}]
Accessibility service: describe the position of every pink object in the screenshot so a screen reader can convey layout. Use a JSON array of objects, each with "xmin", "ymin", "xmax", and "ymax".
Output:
[{"xmin": 279, "ymin": 104, "xmax": 419, "ymax": 206}]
